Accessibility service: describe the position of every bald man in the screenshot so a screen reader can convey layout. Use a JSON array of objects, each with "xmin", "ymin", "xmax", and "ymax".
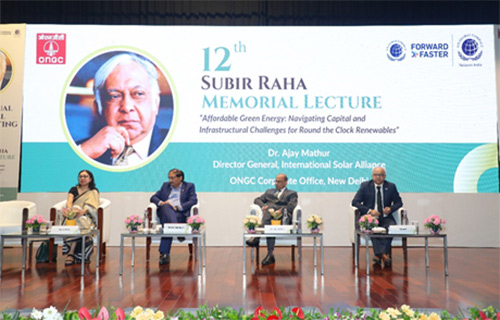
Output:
[
  {"xmin": 352, "ymin": 167, "xmax": 403, "ymax": 267},
  {"xmin": 249, "ymin": 173, "xmax": 298, "ymax": 266}
]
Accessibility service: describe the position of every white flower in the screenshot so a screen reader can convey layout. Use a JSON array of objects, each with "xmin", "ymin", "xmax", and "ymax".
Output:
[
  {"xmin": 42, "ymin": 306, "xmax": 59, "ymax": 318},
  {"xmin": 31, "ymin": 308, "xmax": 43, "ymax": 320}
]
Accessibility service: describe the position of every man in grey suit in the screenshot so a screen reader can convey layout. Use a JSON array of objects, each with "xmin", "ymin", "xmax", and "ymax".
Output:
[{"xmin": 249, "ymin": 173, "xmax": 298, "ymax": 266}]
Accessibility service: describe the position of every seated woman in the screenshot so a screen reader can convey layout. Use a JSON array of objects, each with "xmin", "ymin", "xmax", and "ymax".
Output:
[{"xmin": 62, "ymin": 169, "xmax": 99, "ymax": 266}]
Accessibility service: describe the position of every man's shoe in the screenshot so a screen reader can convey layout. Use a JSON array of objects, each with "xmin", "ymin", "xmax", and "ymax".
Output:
[
  {"xmin": 159, "ymin": 254, "xmax": 170, "ymax": 265},
  {"xmin": 246, "ymin": 237, "xmax": 260, "ymax": 247},
  {"xmin": 261, "ymin": 254, "xmax": 275, "ymax": 266},
  {"xmin": 382, "ymin": 254, "xmax": 392, "ymax": 267},
  {"xmin": 372, "ymin": 257, "xmax": 381, "ymax": 266}
]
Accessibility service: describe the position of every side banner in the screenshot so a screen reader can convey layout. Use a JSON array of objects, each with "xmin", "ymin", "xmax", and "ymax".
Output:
[
  {"xmin": 0, "ymin": 24, "xmax": 25, "ymax": 201},
  {"xmin": 20, "ymin": 25, "xmax": 499, "ymax": 193}
]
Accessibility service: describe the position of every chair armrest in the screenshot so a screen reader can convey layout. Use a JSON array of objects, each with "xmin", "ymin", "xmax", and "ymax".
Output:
[
  {"xmin": 393, "ymin": 207, "xmax": 406, "ymax": 225},
  {"xmin": 349, "ymin": 205, "xmax": 361, "ymax": 243},
  {"xmin": 292, "ymin": 205, "xmax": 302, "ymax": 231},
  {"xmin": 248, "ymin": 204, "xmax": 263, "ymax": 221},
  {"xmin": 50, "ymin": 200, "xmax": 68, "ymax": 225},
  {"xmin": 147, "ymin": 203, "xmax": 158, "ymax": 224},
  {"xmin": 190, "ymin": 203, "xmax": 199, "ymax": 217},
  {"xmin": 99, "ymin": 198, "xmax": 111, "ymax": 243}
]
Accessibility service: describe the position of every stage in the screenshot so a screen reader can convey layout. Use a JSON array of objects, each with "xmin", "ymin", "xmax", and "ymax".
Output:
[{"xmin": 0, "ymin": 246, "xmax": 498, "ymax": 314}]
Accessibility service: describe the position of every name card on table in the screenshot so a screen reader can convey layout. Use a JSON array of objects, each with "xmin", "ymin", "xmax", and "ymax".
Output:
[
  {"xmin": 264, "ymin": 225, "xmax": 293, "ymax": 234},
  {"xmin": 388, "ymin": 225, "xmax": 416, "ymax": 235},
  {"xmin": 50, "ymin": 226, "xmax": 80, "ymax": 234},
  {"xmin": 163, "ymin": 223, "xmax": 190, "ymax": 234}
]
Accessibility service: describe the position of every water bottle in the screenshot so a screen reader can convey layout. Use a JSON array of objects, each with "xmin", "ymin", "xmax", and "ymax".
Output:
[{"xmin": 143, "ymin": 209, "xmax": 149, "ymax": 230}]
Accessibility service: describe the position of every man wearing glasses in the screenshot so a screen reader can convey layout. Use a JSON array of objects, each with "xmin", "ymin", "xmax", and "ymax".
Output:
[
  {"xmin": 150, "ymin": 169, "xmax": 197, "ymax": 265},
  {"xmin": 248, "ymin": 173, "xmax": 298, "ymax": 266},
  {"xmin": 352, "ymin": 166, "xmax": 403, "ymax": 267}
]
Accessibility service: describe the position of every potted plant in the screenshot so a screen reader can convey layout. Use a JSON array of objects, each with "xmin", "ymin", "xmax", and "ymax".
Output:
[
  {"xmin": 125, "ymin": 214, "xmax": 143, "ymax": 233},
  {"xmin": 62, "ymin": 207, "xmax": 78, "ymax": 226},
  {"xmin": 358, "ymin": 214, "xmax": 379, "ymax": 233},
  {"xmin": 306, "ymin": 214, "xmax": 323, "ymax": 233},
  {"xmin": 269, "ymin": 208, "xmax": 282, "ymax": 225},
  {"xmin": 243, "ymin": 215, "xmax": 261, "ymax": 233},
  {"xmin": 25, "ymin": 214, "xmax": 47, "ymax": 233},
  {"xmin": 424, "ymin": 215, "xmax": 446, "ymax": 234},
  {"xmin": 187, "ymin": 215, "xmax": 205, "ymax": 233}
]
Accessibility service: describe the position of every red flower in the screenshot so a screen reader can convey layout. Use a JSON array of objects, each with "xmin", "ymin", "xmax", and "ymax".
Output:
[
  {"xmin": 291, "ymin": 307, "xmax": 305, "ymax": 320},
  {"xmin": 273, "ymin": 307, "xmax": 283, "ymax": 319}
]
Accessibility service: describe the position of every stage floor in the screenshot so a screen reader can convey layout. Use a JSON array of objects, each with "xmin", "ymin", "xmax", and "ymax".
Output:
[{"xmin": 0, "ymin": 246, "xmax": 498, "ymax": 314}]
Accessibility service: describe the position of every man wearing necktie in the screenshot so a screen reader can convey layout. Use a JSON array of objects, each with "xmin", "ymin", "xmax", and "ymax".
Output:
[
  {"xmin": 150, "ymin": 169, "xmax": 198, "ymax": 265},
  {"xmin": 250, "ymin": 173, "xmax": 298, "ymax": 266},
  {"xmin": 352, "ymin": 167, "xmax": 403, "ymax": 267}
]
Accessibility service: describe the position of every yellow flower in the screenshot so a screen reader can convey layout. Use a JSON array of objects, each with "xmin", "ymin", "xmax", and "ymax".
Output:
[
  {"xmin": 429, "ymin": 313, "xmax": 441, "ymax": 320},
  {"xmin": 379, "ymin": 312, "xmax": 390, "ymax": 320},
  {"xmin": 401, "ymin": 305, "xmax": 415, "ymax": 317},
  {"xmin": 131, "ymin": 306, "xmax": 143, "ymax": 318},
  {"xmin": 387, "ymin": 308, "xmax": 402, "ymax": 317},
  {"xmin": 154, "ymin": 311, "xmax": 165, "ymax": 320},
  {"xmin": 419, "ymin": 314, "xmax": 429, "ymax": 320}
]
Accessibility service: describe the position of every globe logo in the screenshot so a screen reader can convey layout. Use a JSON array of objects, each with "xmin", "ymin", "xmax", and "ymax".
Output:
[
  {"xmin": 461, "ymin": 38, "xmax": 479, "ymax": 56},
  {"xmin": 386, "ymin": 40, "xmax": 406, "ymax": 61},
  {"xmin": 390, "ymin": 43, "xmax": 403, "ymax": 58}
]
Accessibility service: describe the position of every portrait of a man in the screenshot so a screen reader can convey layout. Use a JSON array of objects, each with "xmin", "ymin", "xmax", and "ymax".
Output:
[
  {"xmin": 64, "ymin": 51, "xmax": 174, "ymax": 168},
  {"xmin": 0, "ymin": 50, "xmax": 13, "ymax": 90}
]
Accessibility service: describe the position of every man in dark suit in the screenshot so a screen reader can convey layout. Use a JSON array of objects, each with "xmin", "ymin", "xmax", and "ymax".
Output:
[
  {"xmin": 150, "ymin": 169, "xmax": 198, "ymax": 265},
  {"xmin": 352, "ymin": 166, "xmax": 403, "ymax": 267},
  {"xmin": 80, "ymin": 53, "xmax": 168, "ymax": 166},
  {"xmin": 250, "ymin": 173, "xmax": 298, "ymax": 266}
]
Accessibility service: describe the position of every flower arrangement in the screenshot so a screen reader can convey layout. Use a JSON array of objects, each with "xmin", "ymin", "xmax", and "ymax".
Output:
[
  {"xmin": 269, "ymin": 208, "xmax": 282, "ymax": 220},
  {"xmin": 358, "ymin": 214, "xmax": 379, "ymax": 231},
  {"xmin": 0, "ymin": 304, "xmax": 497, "ymax": 320},
  {"xmin": 243, "ymin": 215, "xmax": 261, "ymax": 232},
  {"xmin": 62, "ymin": 207, "xmax": 78, "ymax": 220},
  {"xmin": 424, "ymin": 215, "xmax": 446, "ymax": 234},
  {"xmin": 187, "ymin": 215, "xmax": 205, "ymax": 232},
  {"xmin": 306, "ymin": 214, "xmax": 323, "ymax": 231},
  {"xmin": 125, "ymin": 214, "xmax": 143, "ymax": 232},
  {"xmin": 25, "ymin": 214, "xmax": 47, "ymax": 230}
]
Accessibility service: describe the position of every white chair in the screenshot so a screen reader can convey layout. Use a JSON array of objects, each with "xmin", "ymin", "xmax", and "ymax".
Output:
[
  {"xmin": 50, "ymin": 198, "xmax": 111, "ymax": 261},
  {"xmin": 145, "ymin": 203, "xmax": 199, "ymax": 261},
  {"xmin": 0, "ymin": 200, "xmax": 37, "ymax": 245},
  {"xmin": 247, "ymin": 204, "xmax": 302, "ymax": 262},
  {"xmin": 350, "ymin": 205, "xmax": 408, "ymax": 260}
]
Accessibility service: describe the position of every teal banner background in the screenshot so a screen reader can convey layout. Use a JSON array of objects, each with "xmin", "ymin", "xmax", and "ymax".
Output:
[{"xmin": 20, "ymin": 142, "xmax": 498, "ymax": 193}]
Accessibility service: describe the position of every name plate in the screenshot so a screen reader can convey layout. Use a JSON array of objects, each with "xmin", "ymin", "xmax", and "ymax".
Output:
[
  {"xmin": 50, "ymin": 226, "xmax": 80, "ymax": 234},
  {"xmin": 163, "ymin": 223, "xmax": 190, "ymax": 234},
  {"xmin": 388, "ymin": 225, "xmax": 416, "ymax": 234},
  {"xmin": 264, "ymin": 225, "xmax": 293, "ymax": 234}
]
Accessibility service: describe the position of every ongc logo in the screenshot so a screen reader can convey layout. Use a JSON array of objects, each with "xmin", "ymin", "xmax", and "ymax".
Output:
[{"xmin": 36, "ymin": 33, "xmax": 66, "ymax": 64}]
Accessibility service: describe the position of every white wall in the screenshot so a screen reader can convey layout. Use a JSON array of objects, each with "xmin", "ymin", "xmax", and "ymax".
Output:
[{"xmin": 18, "ymin": 192, "xmax": 500, "ymax": 248}]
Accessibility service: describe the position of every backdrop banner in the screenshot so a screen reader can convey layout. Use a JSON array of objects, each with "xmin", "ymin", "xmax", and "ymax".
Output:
[
  {"xmin": 19, "ymin": 25, "xmax": 499, "ymax": 193},
  {"xmin": 0, "ymin": 24, "xmax": 25, "ymax": 201}
]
